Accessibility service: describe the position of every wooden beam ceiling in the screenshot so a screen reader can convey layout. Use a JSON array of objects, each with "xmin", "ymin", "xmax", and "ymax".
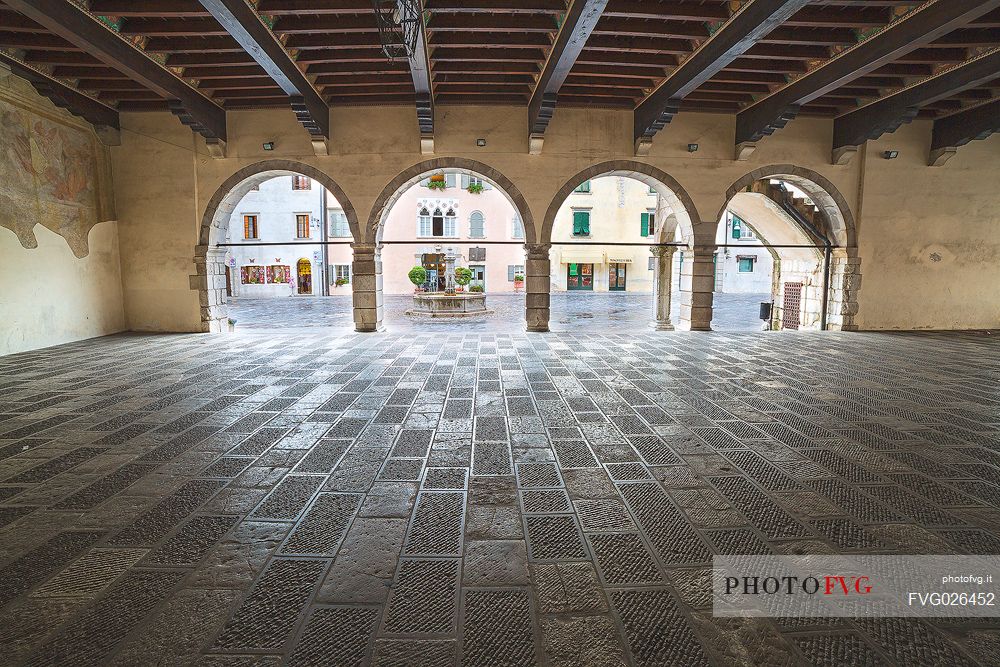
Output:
[
  {"xmin": 528, "ymin": 0, "xmax": 608, "ymax": 152},
  {"xmin": 197, "ymin": 0, "xmax": 330, "ymax": 155},
  {"xmin": 832, "ymin": 48, "xmax": 1000, "ymax": 157},
  {"xmin": 735, "ymin": 0, "xmax": 1000, "ymax": 150},
  {"xmin": 929, "ymin": 97, "xmax": 1000, "ymax": 164},
  {"xmin": 408, "ymin": 0, "xmax": 435, "ymax": 152},
  {"xmin": 4, "ymin": 0, "xmax": 227, "ymax": 152},
  {"xmin": 0, "ymin": 51, "xmax": 120, "ymax": 140},
  {"xmin": 632, "ymin": 0, "xmax": 811, "ymax": 154}
]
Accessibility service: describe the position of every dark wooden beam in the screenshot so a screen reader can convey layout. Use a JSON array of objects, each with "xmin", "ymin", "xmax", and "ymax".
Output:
[
  {"xmin": 928, "ymin": 97, "xmax": 1000, "ymax": 165},
  {"xmin": 5, "ymin": 0, "xmax": 227, "ymax": 151},
  {"xmin": 736, "ymin": 0, "xmax": 1000, "ymax": 151},
  {"xmin": 0, "ymin": 51, "xmax": 120, "ymax": 142},
  {"xmin": 632, "ymin": 0, "xmax": 810, "ymax": 154},
  {"xmin": 528, "ymin": 0, "xmax": 609, "ymax": 152},
  {"xmin": 197, "ymin": 0, "xmax": 331, "ymax": 154},
  {"xmin": 409, "ymin": 0, "xmax": 434, "ymax": 152},
  {"xmin": 832, "ymin": 48, "xmax": 1000, "ymax": 161}
]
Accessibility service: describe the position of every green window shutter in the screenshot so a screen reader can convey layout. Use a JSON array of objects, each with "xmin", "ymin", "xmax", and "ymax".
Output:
[
  {"xmin": 640, "ymin": 212, "xmax": 649, "ymax": 237},
  {"xmin": 582, "ymin": 211, "xmax": 590, "ymax": 235},
  {"xmin": 573, "ymin": 211, "xmax": 589, "ymax": 235},
  {"xmin": 731, "ymin": 215, "xmax": 742, "ymax": 239}
]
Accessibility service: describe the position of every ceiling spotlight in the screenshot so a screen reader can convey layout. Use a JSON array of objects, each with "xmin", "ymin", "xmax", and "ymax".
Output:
[
  {"xmin": 476, "ymin": 138, "xmax": 487, "ymax": 147},
  {"xmin": 883, "ymin": 150, "xmax": 898, "ymax": 159},
  {"xmin": 687, "ymin": 143, "xmax": 699, "ymax": 153},
  {"xmin": 262, "ymin": 141, "xmax": 275, "ymax": 151}
]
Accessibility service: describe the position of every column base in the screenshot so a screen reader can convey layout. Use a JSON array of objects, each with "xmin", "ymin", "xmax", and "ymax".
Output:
[
  {"xmin": 525, "ymin": 324, "xmax": 549, "ymax": 333},
  {"xmin": 688, "ymin": 325, "xmax": 713, "ymax": 332},
  {"xmin": 354, "ymin": 323, "xmax": 384, "ymax": 333},
  {"xmin": 651, "ymin": 321, "xmax": 675, "ymax": 331}
]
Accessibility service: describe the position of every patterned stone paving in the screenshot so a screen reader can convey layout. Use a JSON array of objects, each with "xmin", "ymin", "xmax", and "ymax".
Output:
[{"xmin": 0, "ymin": 330, "xmax": 999, "ymax": 665}]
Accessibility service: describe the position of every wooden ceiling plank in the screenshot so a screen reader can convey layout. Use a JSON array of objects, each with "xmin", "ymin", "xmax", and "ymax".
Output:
[
  {"xmin": 527, "ymin": 0, "xmax": 608, "ymax": 150},
  {"xmin": 198, "ymin": 0, "xmax": 330, "ymax": 153},
  {"xmin": 633, "ymin": 0, "xmax": 811, "ymax": 152},
  {"xmin": 833, "ymin": 48, "xmax": 1000, "ymax": 152},
  {"xmin": 0, "ymin": 51, "xmax": 120, "ymax": 136},
  {"xmin": 735, "ymin": 0, "xmax": 1000, "ymax": 148},
  {"xmin": 5, "ymin": 0, "xmax": 227, "ymax": 146},
  {"xmin": 929, "ymin": 97, "xmax": 1000, "ymax": 163}
]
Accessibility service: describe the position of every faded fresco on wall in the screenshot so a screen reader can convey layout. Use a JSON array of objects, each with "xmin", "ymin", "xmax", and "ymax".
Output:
[{"xmin": 0, "ymin": 95, "xmax": 112, "ymax": 258}]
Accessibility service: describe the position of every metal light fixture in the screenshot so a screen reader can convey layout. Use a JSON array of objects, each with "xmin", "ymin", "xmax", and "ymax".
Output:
[
  {"xmin": 476, "ymin": 138, "xmax": 487, "ymax": 147},
  {"xmin": 883, "ymin": 150, "xmax": 899, "ymax": 159},
  {"xmin": 687, "ymin": 143, "xmax": 699, "ymax": 152},
  {"xmin": 372, "ymin": 0, "xmax": 421, "ymax": 61}
]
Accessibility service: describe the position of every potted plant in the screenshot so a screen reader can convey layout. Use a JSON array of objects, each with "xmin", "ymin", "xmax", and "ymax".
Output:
[
  {"xmin": 408, "ymin": 266, "xmax": 428, "ymax": 292},
  {"xmin": 467, "ymin": 181, "xmax": 484, "ymax": 195},
  {"xmin": 227, "ymin": 317, "xmax": 237, "ymax": 332},
  {"xmin": 513, "ymin": 273, "xmax": 525, "ymax": 291},
  {"xmin": 469, "ymin": 284, "xmax": 484, "ymax": 293},
  {"xmin": 334, "ymin": 277, "xmax": 349, "ymax": 288},
  {"xmin": 427, "ymin": 173, "xmax": 447, "ymax": 191},
  {"xmin": 454, "ymin": 266, "xmax": 472, "ymax": 294}
]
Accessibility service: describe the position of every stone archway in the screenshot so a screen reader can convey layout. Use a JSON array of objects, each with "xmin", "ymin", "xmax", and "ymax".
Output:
[
  {"xmin": 355, "ymin": 158, "xmax": 539, "ymax": 332},
  {"xmin": 193, "ymin": 159, "xmax": 359, "ymax": 332},
  {"xmin": 539, "ymin": 161, "xmax": 706, "ymax": 332},
  {"xmin": 364, "ymin": 157, "xmax": 536, "ymax": 244},
  {"xmin": 716, "ymin": 165, "xmax": 860, "ymax": 331},
  {"xmin": 539, "ymin": 160, "xmax": 701, "ymax": 246}
]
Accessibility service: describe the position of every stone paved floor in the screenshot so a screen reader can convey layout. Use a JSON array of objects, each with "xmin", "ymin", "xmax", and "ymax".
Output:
[
  {"xmin": 1, "ymin": 330, "xmax": 999, "ymax": 665},
  {"xmin": 229, "ymin": 292, "xmax": 771, "ymax": 333}
]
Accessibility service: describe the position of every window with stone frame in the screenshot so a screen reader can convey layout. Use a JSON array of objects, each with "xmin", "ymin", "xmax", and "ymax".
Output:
[
  {"xmin": 296, "ymin": 214, "xmax": 310, "ymax": 239},
  {"xmin": 292, "ymin": 175, "xmax": 311, "ymax": 190},
  {"xmin": 243, "ymin": 214, "xmax": 259, "ymax": 239}
]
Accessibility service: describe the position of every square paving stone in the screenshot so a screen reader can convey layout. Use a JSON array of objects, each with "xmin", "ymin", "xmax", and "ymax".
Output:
[
  {"xmin": 287, "ymin": 606, "xmax": 380, "ymax": 667},
  {"xmin": 280, "ymin": 493, "xmax": 362, "ymax": 555},
  {"xmin": 461, "ymin": 588, "xmax": 537, "ymax": 666},
  {"xmin": 404, "ymin": 491, "xmax": 465, "ymax": 556},
  {"xmin": 520, "ymin": 489, "xmax": 572, "ymax": 514},
  {"xmin": 381, "ymin": 558, "xmax": 460, "ymax": 636},
  {"xmin": 524, "ymin": 515, "xmax": 588, "ymax": 561}
]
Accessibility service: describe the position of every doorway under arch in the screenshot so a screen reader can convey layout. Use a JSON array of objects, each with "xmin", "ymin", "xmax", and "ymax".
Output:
[
  {"xmin": 296, "ymin": 258, "xmax": 313, "ymax": 295},
  {"xmin": 194, "ymin": 159, "xmax": 359, "ymax": 332},
  {"xmin": 713, "ymin": 165, "xmax": 860, "ymax": 331}
]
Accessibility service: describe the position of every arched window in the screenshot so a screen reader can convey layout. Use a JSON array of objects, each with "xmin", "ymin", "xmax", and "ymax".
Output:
[
  {"xmin": 445, "ymin": 208, "xmax": 457, "ymax": 237},
  {"xmin": 469, "ymin": 211, "xmax": 485, "ymax": 238},
  {"xmin": 512, "ymin": 214, "xmax": 524, "ymax": 240},
  {"xmin": 418, "ymin": 207, "xmax": 431, "ymax": 236}
]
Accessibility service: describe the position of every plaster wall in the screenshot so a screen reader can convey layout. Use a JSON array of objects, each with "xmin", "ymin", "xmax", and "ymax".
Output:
[
  {"xmin": 107, "ymin": 103, "xmax": 999, "ymax": 332},
  {"xmin": 857, "ymin": 125, "xmax": 1000, "ymax": 329},
  {"xmin": 0, "ymin": 222, "xmax": 125, "ymax": 356}
]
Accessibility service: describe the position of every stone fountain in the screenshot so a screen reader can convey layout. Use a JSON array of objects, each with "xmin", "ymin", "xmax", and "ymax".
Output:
[{"xmin": 405, "ymin": 249, "xmax": 493, "ymax": 318}]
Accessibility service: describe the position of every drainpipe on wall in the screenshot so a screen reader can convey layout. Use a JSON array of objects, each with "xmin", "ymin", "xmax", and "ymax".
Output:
[{"xmin": 320, "ymin": 187, "xmax": 329, "ymax": 296}]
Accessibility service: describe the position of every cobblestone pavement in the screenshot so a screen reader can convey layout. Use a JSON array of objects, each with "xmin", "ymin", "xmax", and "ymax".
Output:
[
  {"xmin": 1, "ymin": 330, "xmax": 999, "ymax": 665},
  {"xmin": 229, "ymin": 292, "xmax": 771, "ymax": 333}
]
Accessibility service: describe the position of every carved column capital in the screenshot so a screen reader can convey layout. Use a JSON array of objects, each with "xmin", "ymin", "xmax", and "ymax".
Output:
[{"xmin": 523, "ymin": 243, "xmax": 551, "ymax": 260}]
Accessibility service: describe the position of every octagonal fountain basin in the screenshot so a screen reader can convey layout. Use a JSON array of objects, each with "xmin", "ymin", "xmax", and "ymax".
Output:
[{"xmin": 405, "ymin": 292, "xmax": 494, "ymax": 318}]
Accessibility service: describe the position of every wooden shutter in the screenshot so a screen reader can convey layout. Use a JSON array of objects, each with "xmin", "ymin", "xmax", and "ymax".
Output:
[
  {"xmin": 446, "ymin": 174, "xmax": 456, "ymax": 188},
  {"xmin": 573, "ymin": 211, "xmax": 589, "ymax": 235},
  {"xmin": 508, "ymin": 265, "xmax": 515, "ymax": 281},
  {"xmin": 461, "ymin": 174, "xmax": 470, "ymax": 188},
  {"xmin": 640, "ymin": 212, "xmax": 649, "ymax": 237}
]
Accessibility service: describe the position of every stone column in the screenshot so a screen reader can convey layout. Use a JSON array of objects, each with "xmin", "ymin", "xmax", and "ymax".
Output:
[
  {"xmin": 351, "ymin": 243, "xmax": 383, "ymax": 333},
  {"xmin": 524, "ymin": 243, "xmax": 551, "ymax": 333},
  {"xmin": 192, "ymin": 245, "xmax": 229, "ymax": 333},
  {"xmin": 650, "ymin": 246, "xmax": 676, "ymax": 331},
  {"xmin": 679, "ymin": 244, "xmax": 715, "ymax": 331}
]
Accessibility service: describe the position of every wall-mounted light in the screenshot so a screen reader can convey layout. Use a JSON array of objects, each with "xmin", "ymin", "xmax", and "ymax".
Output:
[
  {"xmin": 262, "ymin": 141, "xmax": 275, "ymax": 151},
  {"xmin": 687, "ymin": 143, "xmax": 699, "ymax": 153},
  {"xmin": 476, "ymin": 138, "xmax": 487, "ymax": 147},
  {"xmin": 883, "ymin": 150, "xmax": 898, "ymax": 159}
]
